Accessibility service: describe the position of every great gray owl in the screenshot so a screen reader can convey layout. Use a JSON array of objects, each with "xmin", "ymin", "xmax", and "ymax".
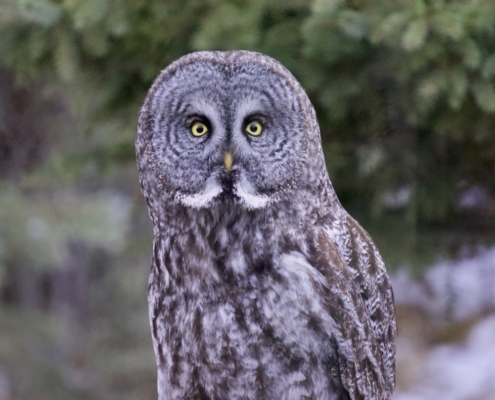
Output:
[{"xmin": 136, "ymin": 51, "xmax": 396, "ymax": 400}]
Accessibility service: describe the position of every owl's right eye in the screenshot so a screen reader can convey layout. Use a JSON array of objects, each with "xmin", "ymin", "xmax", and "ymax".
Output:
[{"xmin": 191, "ymin": 121, "xmax": 208, "ymax": 137}]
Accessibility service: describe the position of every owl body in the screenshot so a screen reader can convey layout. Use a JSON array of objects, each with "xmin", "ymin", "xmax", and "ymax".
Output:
[{"xmin": 137, "ymin": 51, "xmax": 396, "ymax": 400}]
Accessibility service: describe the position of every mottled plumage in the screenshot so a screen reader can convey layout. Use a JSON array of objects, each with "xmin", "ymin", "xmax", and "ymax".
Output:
[{"xmin": 136, "ymin": 51, "xmax": 396, "ymax": 400}]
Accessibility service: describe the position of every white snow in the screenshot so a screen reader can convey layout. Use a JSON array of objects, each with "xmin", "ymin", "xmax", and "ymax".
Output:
[{"xmin": 392, "ymin": 246, "xmax": 495, "ymax": 400}]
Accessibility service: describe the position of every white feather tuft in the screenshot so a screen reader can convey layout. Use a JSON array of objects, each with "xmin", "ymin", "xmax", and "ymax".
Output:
[
  {"xmin": 234, "ymin": 173, "xmax": 271, "ymax": 209},
  {"xmin": 176, "ymin": 175, "xmax": 223, "ymax": 208}
]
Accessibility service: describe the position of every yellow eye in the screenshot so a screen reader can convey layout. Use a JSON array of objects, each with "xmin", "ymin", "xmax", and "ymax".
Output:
[
  {"xmin": 191, "ymin": 121, "xmax": 208, "ymax": 137},
  {"xmin": 245, "ymin": 120, "xmax": 263, "ymax": 136}
]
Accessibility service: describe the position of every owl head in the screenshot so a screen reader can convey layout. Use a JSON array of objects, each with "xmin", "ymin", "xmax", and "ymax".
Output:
[{"xmin": 137, "ymin": 51, "xmax": 326, "ymax": 212}]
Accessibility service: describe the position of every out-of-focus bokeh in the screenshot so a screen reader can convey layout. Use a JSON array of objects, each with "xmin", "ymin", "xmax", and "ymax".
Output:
[{"xmin": 1, "ymin": 0, "xmax": 494, "ymax": 399}]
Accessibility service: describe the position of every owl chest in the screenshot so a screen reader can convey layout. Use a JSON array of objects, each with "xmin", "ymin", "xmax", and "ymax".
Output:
[{"xmin": 150, "ymin": 248, "xmax": 339, "ymax": 399}]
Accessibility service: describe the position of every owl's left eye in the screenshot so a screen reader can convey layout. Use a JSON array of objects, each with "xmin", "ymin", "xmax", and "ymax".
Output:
[
  {"xmin": 245, "ymin": 121, "xmax": 263, "ymax": 136},
  {"xmin": 191, "ymin": 121, "xmax": 208, "ymax": 137}
]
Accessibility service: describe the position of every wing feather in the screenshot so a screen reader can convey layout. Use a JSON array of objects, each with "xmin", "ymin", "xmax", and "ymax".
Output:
[{"xmin": 309, "ymin": 217, "xmax": 396, "ymax": 399}]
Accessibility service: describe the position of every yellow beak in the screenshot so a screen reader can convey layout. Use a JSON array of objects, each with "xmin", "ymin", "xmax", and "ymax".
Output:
[{"xmin": 224, "ymin": 152, "xmax": 233, "ymax": 171}]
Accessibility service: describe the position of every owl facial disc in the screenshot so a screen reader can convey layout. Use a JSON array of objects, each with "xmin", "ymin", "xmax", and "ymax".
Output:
[{"xmin": 140, "ymin": 51, "xmax": 307, "ymax": 211}]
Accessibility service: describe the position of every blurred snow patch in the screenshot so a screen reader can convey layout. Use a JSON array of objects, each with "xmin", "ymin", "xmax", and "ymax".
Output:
[
  {"xmin": 457, "ymin": 185, "xmax": 492, "ymax": 211},
  {"xmin": 392, "ymin": 247, "xmax": 495, "ymax": 319},
  {"xmin": 0, "ymin": 367, "xmax": 10, "ymax": 400},
  {"xmin": 381, "ymin": 186, "xmax": 411, "ymax": 209},
  {"xmin": 26, "ymin": 216, "xmax": 49, "ymax": 240},
  {"xmin": 394, "ymin": 316, "xmax": 495, "ymax": 400},
  {"xmin": 393, "ymin": 247, "xmax": 495, "ymax": 399}
]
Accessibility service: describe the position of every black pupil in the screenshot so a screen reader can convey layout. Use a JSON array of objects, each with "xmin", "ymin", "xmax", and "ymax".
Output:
[
  {"xmin": 249, "ymin": 124, "xmax": 257, "ymax": 132},
  {"xmin": 196, "ymin": 125, "xmax": 204, "ymax": 133}
]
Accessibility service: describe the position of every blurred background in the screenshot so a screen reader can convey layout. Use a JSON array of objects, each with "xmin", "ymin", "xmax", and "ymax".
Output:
[{"xmin": 0, "ymin": 0, "xmax": 495, "ymax": 399}]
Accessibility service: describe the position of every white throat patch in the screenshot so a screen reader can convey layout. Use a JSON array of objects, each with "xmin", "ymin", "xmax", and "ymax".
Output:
[
  {"xmin": 176, "ymin": 175, "xmax": 223, "ymax": 209},
  {"xmin": 176, "ymin": 172, "xmax": 271, "ymax": 210},
  {"xmin": 234, "ymin": 173, "xmax": 271, "ymax": 210}
]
